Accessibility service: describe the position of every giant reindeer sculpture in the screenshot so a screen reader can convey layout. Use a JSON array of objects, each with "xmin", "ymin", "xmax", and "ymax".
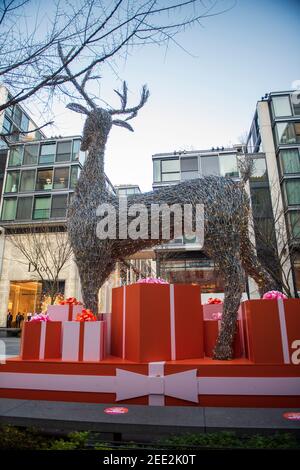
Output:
[{"xmin": 66, "ymin": 79, "xmax": 276, "ymax": 359}]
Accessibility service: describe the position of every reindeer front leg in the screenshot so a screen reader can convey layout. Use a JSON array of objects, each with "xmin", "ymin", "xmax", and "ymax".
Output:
[
  {"xmin": 213, "ymin": 254, "xmax": 245, "ymax": 360},
  {"xmin": 77, "ymin": 260, "xmax": 100, "ymax": 314}
]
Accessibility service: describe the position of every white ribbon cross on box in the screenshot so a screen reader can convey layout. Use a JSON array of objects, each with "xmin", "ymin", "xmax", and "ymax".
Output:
[{"xmin": 115, "ymin": 362, "xmax": 199, "ymax": 405}]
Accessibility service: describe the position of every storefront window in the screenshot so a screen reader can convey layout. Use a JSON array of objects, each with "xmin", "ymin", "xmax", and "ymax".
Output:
[
  {"xmin": 56, "ymin": 141, "xmax": 71, "ymax": 162},
  {"xmin": 4, "ymin": 171, "xmax": 19, "ymax": 193},
  {"xmin": 272, "ymin": 96, "xmax": 292, "ymax": 117},
  {"xmin": 201, "ymin": 156, "xmax": 220, "ymax": 176},
  {"xmin": 1, "ymin": 198, "xmax": 17, "ymax": 220},
  {"xmin": 8, "ymin": 146, "xmax": 23, "ymax": 166},
  {"xmin": 23, "ymin": 144, "xmax": 38, "ymax": 165},
  {"xmin": 20, "ymin": 169, "xmax": 35, "ymax": 191},
  {"xmin": 159, "ymin": 257, "xmax": 225, "ymax": 293},
  {"xmin": 53, "ymin": 167, "xmax": 69, "ymax": 189},
  {"xmin": 51, "ymin": 194, "xmax": 68, "ymax": 218},
  {"xmin": 16, "ymin": 197, "xmax": 33, "ymax": 220},
  {"xmin": 36, "ymin": 168, "xmax": 53, "ymax": 190},
  {"xmin": 219, "ymin": 154, "xmax": 239, "ymax": 178},
  {"xmin": 279, "ymin": 149, "xmax": 300, "ymax": 174},
  {"xmin": 39, "ymin": 143, "xmax": 56, "ymax": 164},
  {"xmin": 33, "ymin": 196, "xmax": 51, "ymax": 219},
  {"xmin": 285, "ymin": 180, "xmax": 300, "ymax": 205}
]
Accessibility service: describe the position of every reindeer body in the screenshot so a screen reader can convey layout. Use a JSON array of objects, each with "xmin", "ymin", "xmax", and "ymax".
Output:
[{"xmin": 67, "ymin": 81, "xmax": 276, "ymax": 359}]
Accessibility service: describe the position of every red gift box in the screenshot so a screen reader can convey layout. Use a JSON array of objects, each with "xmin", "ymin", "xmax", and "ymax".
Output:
[
  {"xmin": 20, "ymin": 321, "xmax": 62, "ymax": 360},
  {"xmin": 111, "ymin": 283, "xmax": 204, "ymax": 362},
  {"xmin": 61, "ymin": 321, "xmax": 107, "ymax": 362},
  {"xmin": 204, "ymin": 319, "xmax": 244, "ymax": 358},
  {"xmin": 241, "ymin": 298, "xmax": 300, "ymax": 364}
]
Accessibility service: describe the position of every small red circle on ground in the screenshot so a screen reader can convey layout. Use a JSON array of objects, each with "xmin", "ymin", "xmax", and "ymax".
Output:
[
  {"xmin": 283, "ymin": 412, "xmax": 300, "ymax": 421},
  {"xmin": 104, "ymin": 407, "xmax": 129, "ymax": 415}
]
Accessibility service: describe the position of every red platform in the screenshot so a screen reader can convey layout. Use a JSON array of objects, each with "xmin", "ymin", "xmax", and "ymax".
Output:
[{"xmin": 0, "ymin": 289, "xmax": 299, "ymax": 408}]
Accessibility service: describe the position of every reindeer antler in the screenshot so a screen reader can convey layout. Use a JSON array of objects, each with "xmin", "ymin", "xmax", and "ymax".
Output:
[
  {"xmin": 110, "ymin": 81, "xmax": 149, "ymax": 120},
  {"xmin": 58, "ymin": 43, "xmax": 97, "ymax": 111}
]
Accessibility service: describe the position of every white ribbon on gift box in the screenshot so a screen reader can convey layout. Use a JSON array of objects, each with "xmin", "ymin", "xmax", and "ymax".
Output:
[{"xmin": 2, "ymin": 360, "xmax": 299, "ymax": 406}]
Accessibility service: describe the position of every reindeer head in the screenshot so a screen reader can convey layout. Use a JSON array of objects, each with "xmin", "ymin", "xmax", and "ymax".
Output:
[{"xmin": 66, "ymin": 82, "xmax": 149, "ymax": 152}]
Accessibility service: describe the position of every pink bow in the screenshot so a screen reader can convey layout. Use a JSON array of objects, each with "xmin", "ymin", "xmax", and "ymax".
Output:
[{"xmin": 263, "ymin": 290, "xmax": 287, "ymax": 300}]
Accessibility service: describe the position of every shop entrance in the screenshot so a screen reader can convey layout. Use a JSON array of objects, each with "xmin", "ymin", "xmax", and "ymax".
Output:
[{"xmin": 7, "ymin": 280, "xmax": 65, "ymax": 323}]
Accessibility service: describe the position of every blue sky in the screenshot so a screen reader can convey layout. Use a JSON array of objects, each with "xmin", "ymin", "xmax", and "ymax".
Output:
[{"xmin": 49, "ymin": 0, "xmax": 300, "ymax": 191}]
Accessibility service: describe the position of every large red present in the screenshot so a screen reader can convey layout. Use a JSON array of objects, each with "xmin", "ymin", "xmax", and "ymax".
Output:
[
  {"xmin": 61, "ymin": 321, "xmax": 107, "ymax": 362},
  {"xmin": 20, "ymin": 321, "xmax": 62, "ymax": 360},
  {"xmin": 111, "ymin": 283, "xmax": 204, "ymax": 362},
  {"xmin": 203, "ymin": 319, "xmax": 244, "ymax": 358},
  {"xmin": 241, "ymin": 298, "xmax": 300, "ymax": 364},
  {"xmin": 47, "ymin": 303, "xmax": 83, "ymax": 321}
]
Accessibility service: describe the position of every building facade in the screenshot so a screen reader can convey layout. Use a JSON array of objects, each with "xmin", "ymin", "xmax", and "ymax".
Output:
[
  {"xmin": 247, "ymin": 91, "xmax": 300, "ymax": 294},
  {"xmin": 0, "ymin": 136, "xmax": 87, "ymax": 326}
]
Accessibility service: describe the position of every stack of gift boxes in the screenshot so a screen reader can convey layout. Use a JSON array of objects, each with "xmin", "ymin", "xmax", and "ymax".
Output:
[
  {"xmin": 21, "ymin": 298, "xmax": 108, "ymax": 361},
  {"xmin": 111, "ymin": 283, "xmax": 300, "ymax": 364},
  {"xmin": 20, "ymin": 283, "xmax": 300, "ymax": 365}
]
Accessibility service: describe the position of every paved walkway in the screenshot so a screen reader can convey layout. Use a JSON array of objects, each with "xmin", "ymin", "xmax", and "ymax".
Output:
[{"xmin": 0, "ymin": 398, "xmax": 299, "ymax": 441}]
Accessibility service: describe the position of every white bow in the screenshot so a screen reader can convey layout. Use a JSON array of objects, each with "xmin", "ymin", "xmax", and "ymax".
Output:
[{"xmin": 115, "ymin": 368, "xmax": 199, "ymax": 403}]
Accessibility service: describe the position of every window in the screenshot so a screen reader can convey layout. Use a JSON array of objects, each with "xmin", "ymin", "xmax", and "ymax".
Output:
[
  {"xmin": 23, "ymin": 144, "xmax": 38, "ymax": 165},
  {"xmin": 16, "ymin": 197, "xmax": 32, "ymax": 220},
  {"xmin": 180, "ymin": 157, "xmax": 198, "ymax": 180},
  {"xmin": 39, "ymin": 143, "xmax": 55, "ymax": 164},
  {"xmin": 285, "ymin": 180, "xmax": 300, "ymax": 205},
  {"xmin": 20, "ymin": 169, "xmax": 35, "ymax": 191},
  {"xmin": 2, "ymin": 115, "xmax": 11, "ymax": 133},
  {"xmin": 36, "ymin": 168, "xmax": 53, "ymax": 190},
  {"xmin": 272, "ymin": 96, "xmax": 292, "ymax": 117},
  {"xmin": 275, "ymin": 122, "xmax": 300, "ymax": 145},
  {"xmin": 288, "ymin": 211, "xmax": 300, "ymax": 239},
  {"xmin": 250, "ymin": 158, "xmax": 268, "ymax": 182},
  {"xmin": 8, "ymin": 146, "xmax": 23, "ymax": 166},
  {"xmin": 251, "ymin": 187, "xmax": 273, "ymax": 217},
  {"xmin": 219, "ymin": 154, "xmax": 239, "ymax": 178},
  {"xmin": 56, "ymin": 141, "xmax": 71, "ymax": 162},
  {"xmin": 20, "ymin": 114, "xmax": 29, "ymax": 132},
  {"xmin": 70, "ymin": 166, "xmax": 80, "ymax": 189},
  {"xmin": 72, "ymin": 139, "xmax": 85, "ymax": 163},
  {"xmin": 33, "ymin": 196, "xmax": 51, "ymax": 219},
  {"xmin": 201, "ymin": 156, "xmax": 219, "ymax": 176},
  {"xmin": 53, "ymin": 167, "xmax": 69, "ymax": 189},
  {"xmin": 1, "ymin": 198, "xmax": 17, "ymax": 220},
  {"xmin": 51, "ymin": 194, "xmax": 68, "ymax": 218},
  {"xmin": 279, "ymin": 149, "xmax": 300, "ymax": 174},
  {"xmin": 161, "ymin": 158, "xmax": 180, "ymax": 182},
  {"xmin": 291, "ymin": 92, "xmax": 300, "ymax": 116},
  {"xmin": 153, "ymin": 160, "xmax": 161, "ymax": 182},
  {"xmin": 13, "ymin": 106, "xmax": 22, "ymax": 127},
  {"xmin": 4, "ymin": 171, "xmax": 19, "ymax": 193}
]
